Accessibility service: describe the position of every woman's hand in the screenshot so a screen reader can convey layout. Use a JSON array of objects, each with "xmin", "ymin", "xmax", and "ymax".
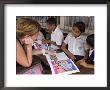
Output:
[{"xmin": 23, "ymin": 36, "xmax": 33, "ymax": 45}]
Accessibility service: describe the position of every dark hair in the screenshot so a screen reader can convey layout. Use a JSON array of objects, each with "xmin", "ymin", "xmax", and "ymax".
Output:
[
  {"xmin": 86, "ymin": 34, "xmax": 94, "ymax": 48},
  {"xmin": 73, "ymin": 21, "xmax": 85, "ymax": 33},
  {"xmin": 46, "ymin": 17, "xmax": 57, "ymax": 25}
]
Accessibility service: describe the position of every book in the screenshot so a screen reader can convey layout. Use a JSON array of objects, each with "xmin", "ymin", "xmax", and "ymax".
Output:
[{"xmin": 45, "ymin": 52, "xmax": 80, "ymax": 75}]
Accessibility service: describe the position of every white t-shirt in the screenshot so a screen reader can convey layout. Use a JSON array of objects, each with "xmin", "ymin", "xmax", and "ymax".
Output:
[
  {"xmin": 64, "ymin": 33, "xmax": 86, "ymax": 56},
  {"xmin": 51, "ymin": 26, "xmax": 64, "ymax": 50}
]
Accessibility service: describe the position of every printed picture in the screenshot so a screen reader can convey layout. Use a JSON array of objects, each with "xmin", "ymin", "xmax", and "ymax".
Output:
[{"xmin": 16, "ymin": 16, "xmax": 94, "ymax": 75}]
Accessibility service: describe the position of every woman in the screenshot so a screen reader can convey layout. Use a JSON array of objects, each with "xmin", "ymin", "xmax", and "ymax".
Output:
[{"xmin": 16, "ymin": 18, "xmax": 43, "ymax": 67}]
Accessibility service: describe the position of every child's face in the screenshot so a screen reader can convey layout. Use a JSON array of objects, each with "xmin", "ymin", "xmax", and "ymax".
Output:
[
  {"xmin": 86, "ymin": 42, "xmax": 93, "ymax": 49},
  {"xmin": 72, "ymin": 26, "xmax": 81, "ymax": 38},
  {"xmin": 46, "ymin": 23, "xmax": 55, "ymax": 33}
]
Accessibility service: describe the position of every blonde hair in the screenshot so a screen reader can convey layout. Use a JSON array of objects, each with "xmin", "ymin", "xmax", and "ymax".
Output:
[{"xmin": 16, "ymin": 18, "xmax": 41, "ymax": 39}]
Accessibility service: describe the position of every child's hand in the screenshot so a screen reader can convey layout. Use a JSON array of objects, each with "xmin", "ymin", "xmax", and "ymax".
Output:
[
  {"xmin": 80, "ymin": 61, "xmax": 87, "ymax": 67},
  {"xmin": 69, "ymin": 53, "xmax": 76, "ymax": 61},
  {"xmin": 43, "ymin": 39, "xmax": 51, "ymax": 44},
  {"xmin": 76, "ymin": 59, "xmax": 87, "ymax": 67}
]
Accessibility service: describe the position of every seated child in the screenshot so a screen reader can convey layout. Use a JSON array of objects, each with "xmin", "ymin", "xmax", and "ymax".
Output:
[
  {"xmin": 61, "ymin": 21, "xmax": 86, "ymax": 62},
  {"xmin": 43, "ymin": 17, "xmax": 64, "ymax": 50},
  {"xmin": 76, "ymin": 34, "xmax": 94, "ymax": 68}
]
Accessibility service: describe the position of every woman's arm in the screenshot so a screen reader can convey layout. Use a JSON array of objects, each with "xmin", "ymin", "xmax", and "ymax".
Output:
[
  {"xmin": 16, "ymin": 40, "xmax": 32, "ymax": 67},
  {"xmin": 32, "ymin": 49, "xmax": 43, "ymax": 55}
]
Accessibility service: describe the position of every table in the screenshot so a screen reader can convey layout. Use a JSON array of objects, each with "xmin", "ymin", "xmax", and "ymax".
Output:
[
  {"xmin": 39, "ymin": 49, "xmax": 94, "ymax": 74},
  {"xmin": 16, "ymin": 49, "xmax": 94, "ymax": 74}
]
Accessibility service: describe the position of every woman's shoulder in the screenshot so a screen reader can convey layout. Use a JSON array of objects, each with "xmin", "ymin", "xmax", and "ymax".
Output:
[
  {"xmin": 16, "ymin": 39, "xmax": 19, "ymax": 43},
  {"xmin": 16, "ymin": 38, "xmax": 20, "ymax": 43}
]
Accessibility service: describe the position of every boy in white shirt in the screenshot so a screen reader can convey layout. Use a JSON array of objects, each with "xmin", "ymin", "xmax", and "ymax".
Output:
[
  {"xmin": 43, "ymin": 17, "xmax": 63, "ymax": 50},
  {"xmin": 61, "ymin": 21, "xmax": 86, "ymax": 62}
]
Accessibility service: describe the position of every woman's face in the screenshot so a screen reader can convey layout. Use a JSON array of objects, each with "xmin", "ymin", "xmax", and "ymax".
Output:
[
  {"xmin": 31, "ymin": 32, "xmax": 39, "ymax": 41},
  {"xmin": 20, "ymin": 32, "xmax": 39, "ymax": 44},
  {"xmin": 72, "ymin": 27, "xmax": 81, "ymax": 38}
]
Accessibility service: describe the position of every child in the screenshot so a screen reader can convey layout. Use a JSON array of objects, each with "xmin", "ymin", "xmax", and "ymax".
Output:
[
  {"xmin": 43, "ymin": 17, "xmax": 64, "ymax": 50},
  {"xmin": 61, "ymin": 21, "xmax": 86, "ymax": 62},
  {"xmin": 76, "ymin": 34, "xmax": 94, "ymax": 68}
]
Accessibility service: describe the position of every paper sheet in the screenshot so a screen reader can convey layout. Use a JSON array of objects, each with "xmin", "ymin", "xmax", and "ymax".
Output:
[{"xmin": 56, "ymin": 52, "xmax": 69, "ymax": 61}]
